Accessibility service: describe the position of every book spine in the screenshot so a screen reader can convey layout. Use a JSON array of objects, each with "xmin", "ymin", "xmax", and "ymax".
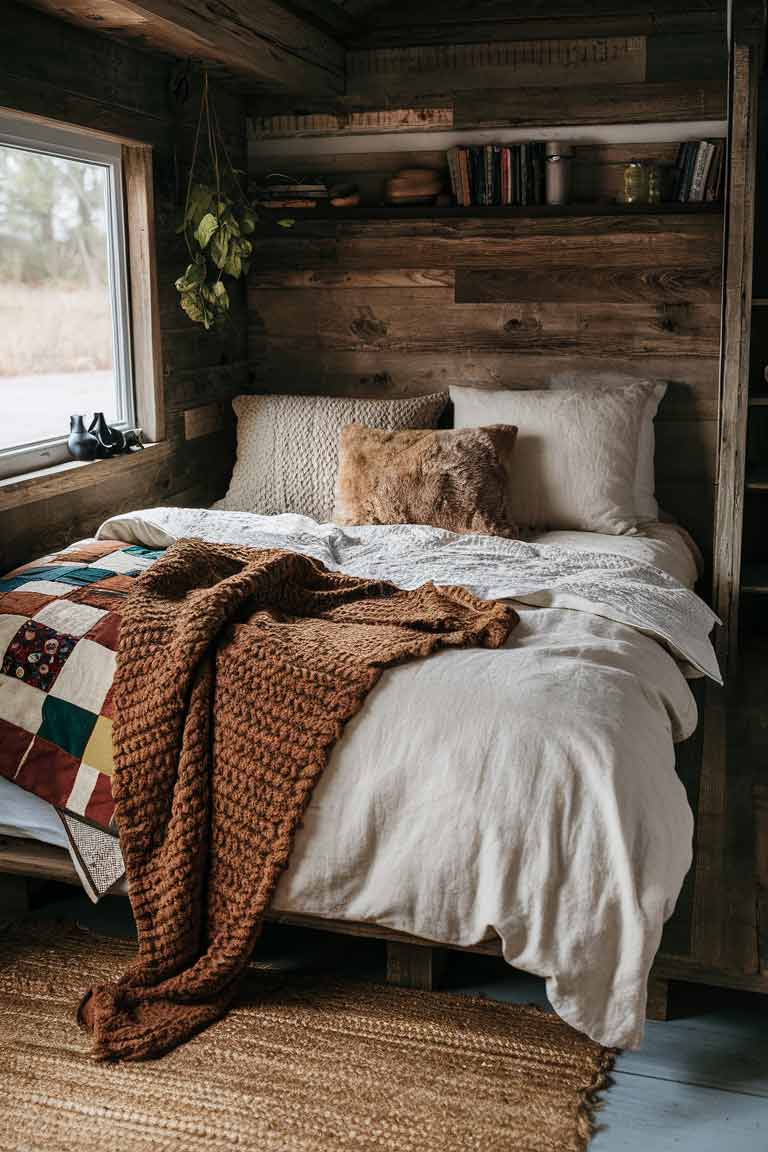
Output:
[{"xmin": 689, "ymin": 141, "xmax": 713, "ymax": 202}]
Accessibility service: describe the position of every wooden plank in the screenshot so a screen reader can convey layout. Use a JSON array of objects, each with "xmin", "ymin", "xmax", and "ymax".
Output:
[
  {"xmin": 250, "ymin": 290, "xmax": 720, "ymax": 356},
  {"xmin": 690, "ymin": 679, "xmax": 728, "ymax": 969},
  {"xmin": 645, "ymin": 971, "xmax": 673, "ymax": 1021},
  {"xmin": 345, "ymin": 37, "xmax": 647, "ymax": 102},
  {"xmin": 123, "ymin": 144, "xmax": 164, "ymax": 444},
  {"xmin": 589, "ymin": 1071, "xmax": 768, "ymax": 1151},
  {"xmin": 256, "ymin": 214, "xmax": 724, "ymax": 271},
  {"xmin": 0, "ymin": 442, "xmax": 173, "ymax": 515},
  {"xmin": 386, "ymin": 941, "xmax": 448, "ymax": 990},
  {"xmin": 251, "ymin": 268, "xmax": 456, "ymax": 290},
  {"xmin": 455, "ymin": 266, "xmax": 721, "ymax": 305},
  {"xmin": 250, "ymin": 106, "xmax": 453, "ymax": 138},
  {"xmin": 350, "ymin": 0, "xmax": 726, "ymax": 48},
  {"xmin": 455, "ymin": 81, "xmax": 726, "ymax": 129},
  {"xmin": 23, "ymin": 0, "xmax": 345, "ymax": 94},
  {"xmin": 184, "ymin": 402, "xmax": 223, "ymax": 441},
  {"xmin": 757, "ymin": 778, "xmax": 768, "ymax": 974},
  {"xmin": 248, "ymin": 350, "xmax": 719, "ymax": 420},
  {"xmin": 713, "ymin": 43, "xmax": 760, "ymax": 669}
]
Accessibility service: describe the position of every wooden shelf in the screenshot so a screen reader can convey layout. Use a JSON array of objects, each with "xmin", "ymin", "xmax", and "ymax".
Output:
[
  {"xmin": 749, "ymin": 394, "xmax": 768, "ymax": 406},
  {"xmin": 258, "ymin": 201, "xmax": 723, "ymax": 222},
  {"xmin": 745, "ymin": 469, "xmax": 768, "ymax": 491},
  {"xmin": 742, "ymin": 563, "xmax": 768, "ymax": 593}
]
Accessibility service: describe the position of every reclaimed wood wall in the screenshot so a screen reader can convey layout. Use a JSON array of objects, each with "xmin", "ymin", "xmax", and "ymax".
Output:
[
  {"xmin": 247, "ymin": 3, "xmax": 728, "ymax": 559},
  {"xmin": 0, "ymin": 2, "xmax": 249, "ymax": 569}
]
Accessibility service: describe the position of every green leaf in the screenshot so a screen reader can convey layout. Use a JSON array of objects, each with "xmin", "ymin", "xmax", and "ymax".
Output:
[
  {"xmin": 241, "ymin": 209, "xmax": 256, "ymax": 234},
  {"xmin": 210, "ymin": 228, "xmax": 230, "ymax": 270},
  {"xmin": 223, "ymin": 249, "xmax": 242, "ymax": 278},
  {"xmin": 186, "ymin": 184, "xmax": 214, "ymax": 223},
  {"xmin": 194, "ymin": 212, "xmax": 219, "ymax": 249},
  {"xmin": 174, "ymin": 256, "xmax": 206, "ymax": 292},
  {"xmin": 213, "ymin": 281, "xmax": 230, "ymax": 312},
  {"xmin": 179, "ymin": 289, "xmax": 204, "ymax": 324},
  {"xmin": 277, "ymin": 218, "xmax": 295, "ymax": 229}
]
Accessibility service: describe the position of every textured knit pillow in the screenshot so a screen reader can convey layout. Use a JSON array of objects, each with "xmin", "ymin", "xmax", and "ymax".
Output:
[
  {"xmin": 217, "ymin": 392, "xmax": 448, "ymax": 522},
  {"xmin": 450, "ymin": 383, "xmax": 658, "ymax": 535},
  {"xmin": 333, "ymin": 424, "xmax": 519, "ymax": 538}
]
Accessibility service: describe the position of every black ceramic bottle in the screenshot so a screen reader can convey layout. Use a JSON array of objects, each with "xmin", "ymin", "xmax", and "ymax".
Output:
[
  {"xmin": 89, "ymin": 412, "xmax": 125, "ymax": 457},
  {"xmin": 67, "ymin": 415, "xmax": 99, "ymax": 461}
]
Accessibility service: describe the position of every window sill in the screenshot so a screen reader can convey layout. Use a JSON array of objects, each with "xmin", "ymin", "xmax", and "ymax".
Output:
[{"xmin": 0, "ymin": 441, "xmax": 172, "ymax": 513}]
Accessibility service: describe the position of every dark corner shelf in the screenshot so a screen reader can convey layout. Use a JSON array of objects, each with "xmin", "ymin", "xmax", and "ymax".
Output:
[
  {"xmin": 257, "ymin": 202, "xmax": 724, "ymax": 222},
  {"xmin": 742, "ymin": 562, "xmax": 768, "ymax": 593},
  {"xmin": 745, "ymin": 468, "xmax": 768, "ymax": 491}
]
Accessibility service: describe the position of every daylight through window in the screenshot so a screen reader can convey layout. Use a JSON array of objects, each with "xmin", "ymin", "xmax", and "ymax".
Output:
[{"xmin": 0, "ymin": 116, "xmax": 133, "ymax": 477}]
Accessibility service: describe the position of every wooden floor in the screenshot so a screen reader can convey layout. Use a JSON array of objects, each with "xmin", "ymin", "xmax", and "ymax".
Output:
[{"xmin": 17, "ymin": 887, "xmax": 768, "ymax": 1152}]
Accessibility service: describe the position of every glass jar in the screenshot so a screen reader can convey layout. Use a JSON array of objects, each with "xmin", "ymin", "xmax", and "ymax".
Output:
[
  {"xmin": 622, "ymin": 160, "xmax": 648, "ymax": 205},
  {"xmin": 646, "ymin": 163, "xmax": 661, "ymax": 205}
]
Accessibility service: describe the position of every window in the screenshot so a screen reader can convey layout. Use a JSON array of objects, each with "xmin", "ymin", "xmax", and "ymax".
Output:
[{"xmin": 0, "ymin": 114, "xmax": 134, "ymax": 479}]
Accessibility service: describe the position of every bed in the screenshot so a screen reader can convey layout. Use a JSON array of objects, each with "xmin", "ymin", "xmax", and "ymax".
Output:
[{"xmin": 0, "ymin": 500, "xmax": 718, "ymax": 1051}]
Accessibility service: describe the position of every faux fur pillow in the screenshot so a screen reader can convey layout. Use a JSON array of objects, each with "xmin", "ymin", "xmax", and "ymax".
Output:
[{"xmin": 334, "ymin": 424, "xmax": 519, "ymax": 538}]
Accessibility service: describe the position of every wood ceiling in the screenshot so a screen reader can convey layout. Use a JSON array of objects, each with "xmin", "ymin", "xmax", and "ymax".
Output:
[{"xmin": 13, "ymin": 1, "xmax": 746, "ymax": 97}]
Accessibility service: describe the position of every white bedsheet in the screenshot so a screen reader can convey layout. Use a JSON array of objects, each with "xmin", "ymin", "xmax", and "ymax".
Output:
[{"xmin": 0, "ymin": 510, "xmax": 718, "ymax": 1050}]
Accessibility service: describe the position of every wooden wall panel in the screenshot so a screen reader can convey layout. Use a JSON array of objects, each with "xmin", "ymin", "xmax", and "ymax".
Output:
[
  {"xmin": 249, "ymin": 211, "xmax": 723, "ymax": 556},
  {"xmin": 0, "ymin": 2, "xmax": 248, "ymax": 570}
]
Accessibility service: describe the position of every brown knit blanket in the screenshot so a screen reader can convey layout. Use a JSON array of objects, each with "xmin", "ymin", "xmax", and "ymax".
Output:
[{"xmin": 78, "ymin": 539, "xmax": 517, "ymax": 1060}]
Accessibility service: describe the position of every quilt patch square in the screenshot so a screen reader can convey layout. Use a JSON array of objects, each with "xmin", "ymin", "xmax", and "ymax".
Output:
[
  {"xmin": 52, "ymin": 539, "xmax": 126, "ymax": 564},
  {"xmin": 48, "ymin": 637, "xmax": 116, "ymax": 714},
  {"xmin": 92, "ymin": 550, "xmax": 148, "ymax": 575},
  {"xmin": 66, "ymin": 762, "xmax": 101, "ymax": 816},
  {"xmin": 67, "ymin": 584, "xmax": 129, "ymax": 612},
  {"xmin": 1, "ymin": 619, "xmax": 77, "ymax": 692},
  {"xmin": 55, "ymin": 566, "xmax": 115, "ymax": 587},
  {"xmin": 0, "ymin": 675, "xmax": 45, "ymax": 735},
  {"xmin": 83, "ymin": 767, "xmax": 114, "ymax": 825},
  {"xmin": 13, "ymin": 579, "xmax": 74, "ymax": 598},
  {"xmin": 15, "ymin": 735, "xmax": 80, "ymax": 809},
  {"xmin": 0, "ymin": 717, "xmax": 34, "ymax": 778},
  {"xmin": 39, "ymin": 694, "xmax": 98, "ymax": 760},
  {"xmin": 0, "ymin": 614, "xmax": 28, "ymax": 659},
  {"xmin": 0, "ymin": 564, "xmax": 78, "ymax": 587},
  {"xmin": 85, "ymin": 612, "xmax": 120, "ymax": 650},
  {"xmin": 82, "ymin": 714, "xmax": 114, "ymax": 776},
  {"xmin": 0, "ymin": 590, "xmax": 57, "ymax": 616},
  {"xmin": 34, "ymin": 599, "xmax": 107, "ymax": 638}
]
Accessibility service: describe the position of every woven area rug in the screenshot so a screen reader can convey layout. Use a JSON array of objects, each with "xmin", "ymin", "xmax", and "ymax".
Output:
[{"xmin": 0, "ymin": 921, "xmax": 614, "ymax": 1151}]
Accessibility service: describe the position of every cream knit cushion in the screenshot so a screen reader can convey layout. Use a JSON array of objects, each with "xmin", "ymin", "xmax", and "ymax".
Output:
[
  {"xmin": 217, "ymin": 392, "xmax": 448, "ymax": 522},
  {"xmin": 450, "ymin": 382, "xmax": 659, "ymax": 535}
]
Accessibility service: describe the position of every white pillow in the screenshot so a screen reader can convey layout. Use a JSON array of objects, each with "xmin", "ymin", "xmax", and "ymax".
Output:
[
  {"xmin": 217, "ymin": 391, "xmax": 448, "ymax": 522},
  {"xmin": 450, "ymin": 381, "xmax": 664, "ymax": 535},
  {"xmin": 547, "ymin": 373, "xmax": 666, "ymax": 521}
]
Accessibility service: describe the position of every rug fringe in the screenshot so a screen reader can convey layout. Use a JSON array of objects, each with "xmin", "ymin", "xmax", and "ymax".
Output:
[{"xmin": 575, "ymin": 1048, "xmax": 619, "ymax": 1147}]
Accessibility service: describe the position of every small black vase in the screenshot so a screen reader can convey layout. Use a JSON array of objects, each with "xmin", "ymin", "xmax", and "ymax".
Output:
[
  {"xmin": 67, "ymin": 415, "xmax": 99, "ymax": 461},
  {"xmin": 89, "ymin": 412, "xmax": 126, "ymax": 458}
]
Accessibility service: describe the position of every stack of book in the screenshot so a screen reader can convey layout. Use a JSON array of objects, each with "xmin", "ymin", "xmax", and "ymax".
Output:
[
  {"xmin": 672, "ymin": 141, "xmax": 725, "ymax": 203},
  {"xmin": 447, "ymin": 144, "xmax": 547, "ymax": 208},
  {"xmin": 253, "ymin": 177, "xmax": 329, "ymax": 209}
]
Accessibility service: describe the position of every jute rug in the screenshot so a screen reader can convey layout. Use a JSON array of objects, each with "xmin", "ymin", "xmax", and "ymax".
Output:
[{"xmin": 0, "ymin": 921, "xmax": 614, "ymax": 1151}]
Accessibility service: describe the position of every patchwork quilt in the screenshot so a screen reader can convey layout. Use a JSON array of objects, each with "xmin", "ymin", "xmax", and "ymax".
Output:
[{"xmin": 0, "ymin": 538, "xmax": 164, "ymax": 897}]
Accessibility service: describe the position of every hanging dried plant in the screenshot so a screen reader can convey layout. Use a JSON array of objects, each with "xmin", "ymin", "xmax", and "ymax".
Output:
[{"xmin": 175, "ymin": 72, "xmax": 291, "ymax": 329}]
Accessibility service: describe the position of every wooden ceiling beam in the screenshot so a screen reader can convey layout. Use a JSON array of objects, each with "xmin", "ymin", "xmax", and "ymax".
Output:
[{"xmin": 21, "ymin": 0, "xmax": 345, "ymax": 94}]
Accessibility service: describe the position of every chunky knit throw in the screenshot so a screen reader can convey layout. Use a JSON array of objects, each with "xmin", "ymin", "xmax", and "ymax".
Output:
[{"xmin": 78, "ymin": 540, "xmax": 517, "ymax": 1061}]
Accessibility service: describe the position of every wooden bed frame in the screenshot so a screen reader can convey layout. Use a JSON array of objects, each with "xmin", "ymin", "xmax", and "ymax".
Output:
[{"xmin": 2, "ymin": 830, "xmax": 758, "ymax": 1023}]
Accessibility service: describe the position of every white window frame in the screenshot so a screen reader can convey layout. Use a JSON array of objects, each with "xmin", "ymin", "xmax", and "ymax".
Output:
[{"xmin": 0, "ymin": 113, "xmax": 134, "ymax": 480}]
